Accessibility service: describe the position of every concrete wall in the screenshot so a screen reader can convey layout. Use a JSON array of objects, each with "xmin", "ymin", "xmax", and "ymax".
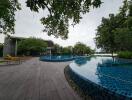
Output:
[{"xmin": 3, "ymin": 37, "xmax": 16, "ymax": 57}]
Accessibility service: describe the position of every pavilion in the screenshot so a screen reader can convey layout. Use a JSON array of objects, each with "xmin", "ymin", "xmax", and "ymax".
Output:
[{"xmin": 3, "ymin": 36, "xmax": 54, "ymax": 57}]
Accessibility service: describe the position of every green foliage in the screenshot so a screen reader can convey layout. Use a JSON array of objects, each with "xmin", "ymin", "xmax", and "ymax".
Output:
[
  {"xmin": 118, "ymin": 51, "xmax": 132, "ymax": 59},
  {"xmin": 114, "ymin": 28, "xmax": 132, "ymax": 51},
  {"xmin": 0, "ymin": 0, "xmax": 21, "ymax": 35},
  {"xmin": 61, "ymin": 46, "xmax": 72, "ymax": 55},
  {"xmin": 52, "ymin": 43, "xmax": 93, "ymax": 55},
  {"xmin": 1, "ymin": 0, "xmax": 102, "ymax": 38},
  {"xmin": 17, "ymin": 38, "xmax": 47, "ymax": 56},
  {"xmin": 95, "ymin": 0, "xmax": 132, "ymax": 53},
  {"xmin": 73, "ymin": 42, "xmax": 93, "ymax": 55},
  {"xmin": 95, "ymin": 14, "xmax": 118, "ymax": 53},
  {"xmin": 26, "ymin": 0, "xmax": 102, "ymax": 39},
  {"xmin": 52, "ymin": 44, "xmax": 62, "ymax": 55},
  {"xmin": 52, "ymin": 44, "xmax": 72, "ymax": 55},
  {"xmin": 0, "ymin": 43, "xmax": 3, "ymax": 57}
]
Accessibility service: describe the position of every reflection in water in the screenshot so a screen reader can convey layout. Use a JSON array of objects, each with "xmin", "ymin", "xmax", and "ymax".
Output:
[
  {"xmin": 98, "ymin": 59, "xmax": 114, "ymax": 67},
  {"xmin": 70, "ymin": 57, "xmax": 132, "ymax": 98},
  {"xmin": 40, "ymin": 55, "xmax": 75, "ymax": 61},
  {"xmin": 96, "ymin": 58, "xmax": 132, "ymax": 96},
  {"xmin": 74, "ymin": 57, "xmax": 90, "ymax": 66},
  {"xmin": 98, "ymin": 57, "xmax": 132, "ymax": 67}
]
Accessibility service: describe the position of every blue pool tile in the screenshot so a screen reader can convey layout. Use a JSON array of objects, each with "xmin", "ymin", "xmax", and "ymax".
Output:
[{"xmin": 69, "ymin": 56, "xmax": 132, "ymax": 99}]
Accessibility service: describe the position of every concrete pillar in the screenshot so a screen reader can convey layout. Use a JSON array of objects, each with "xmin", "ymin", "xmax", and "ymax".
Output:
[
  {"xmin": 15, "ymin": 40, "xmax": 17, "ymax": 56},
  {"xmin": 3, "ymin": 37, "xmax": 16, "ymax": 57}
]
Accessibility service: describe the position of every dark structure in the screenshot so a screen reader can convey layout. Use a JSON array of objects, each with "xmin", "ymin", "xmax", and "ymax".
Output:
[
  {"xmin": 3, "ymin": 37, "xmax": 24, "ymax": 57},
  {"xmin": 3, "ymin": 36, "xmax": 54, "ymax": 57},
  {"xmin": 0, "ymin": 43, "xmax": 3, "ymax": 57}
]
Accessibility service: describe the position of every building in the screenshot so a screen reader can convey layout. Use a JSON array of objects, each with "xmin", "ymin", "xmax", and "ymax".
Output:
[{"xmin": 3, "ymin": 36, "xmax": 54, "ymax": 57}]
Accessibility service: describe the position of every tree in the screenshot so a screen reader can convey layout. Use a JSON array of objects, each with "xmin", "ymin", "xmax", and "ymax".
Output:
[
  {"xmin": 61, "ymin": 46, "xmax": 72, "ymax": 55},
  {"xmin": 1, "ymin": 0, "xmax": 102, "ymax": 38},
  {"xmin": 95, "ymin": 14, "xmax": 119, "ymax": 54},
  {"xmin": 17, "ymin": 38, "xmax": 47, "ymax": 56},
  {"xmin": 114, "ymin": 28, "xmax": 132, "ymax": 51},
  {"xmin": 95, "ymin": 0, "xmax": 132, "ymax": 54},
  {"xmin": 0, "ymin": 0, "xmax": 102, "ymax": 39},
  {"xmin": 0, "ymin": 0, "xmax": 21, "ymax": 35},
  {"xmin": 73, "ymin": 42, "xmax": 93, "ymax": 55},
  {"xmin": 26, "ymin": 0, "xmax": 102, "ymax": 39},
  {"xmin": 52, "ymin": 44, "xmax": 62, "ymax": 55}
]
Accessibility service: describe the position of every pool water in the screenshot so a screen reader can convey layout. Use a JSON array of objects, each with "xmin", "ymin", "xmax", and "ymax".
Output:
[
  {"xmin": 40, "ymin": 55, "xmax": 75, "ymax": 62},
  {"xmin": 69, "ymin": 56, "xmax": 132, "ymax": 99}
]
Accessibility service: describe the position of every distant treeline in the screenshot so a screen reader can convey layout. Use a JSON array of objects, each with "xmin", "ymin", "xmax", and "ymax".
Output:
[
  {"xmin": 52, "ymin": 42, "xmax": 94, "ymax": 56},
  {"xmin": 17, "ymin": 37, "xmax": 94, "ymax": 56}
]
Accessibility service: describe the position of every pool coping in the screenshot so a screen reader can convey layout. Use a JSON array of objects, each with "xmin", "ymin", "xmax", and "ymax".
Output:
[{"xmin": 64, "ymin": 66, "xmax": 92, "ymax": 100}]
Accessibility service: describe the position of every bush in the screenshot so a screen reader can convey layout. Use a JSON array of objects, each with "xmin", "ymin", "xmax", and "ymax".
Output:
[
  {"xmin": 118, "ymin": 51, "xmax": 132, "ymax": 59},
  {"xmin": 17, "ymin": 38, "xmax": 47, "ymax": 56}
]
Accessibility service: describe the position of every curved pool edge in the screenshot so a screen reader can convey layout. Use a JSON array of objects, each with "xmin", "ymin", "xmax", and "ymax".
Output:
[
  {"xmin": 39, "ymin": 55, "xmax": 75, "ymax": 62},
  {"xmin": 64, "ymin": 65, "xmax": 92, "ymax": 100},
  {"xmin": 66, "ymin": 65, "xmax": 131, "ymax": 100},
  {"xmin": 40, "ymin": 58, "xmax": 74, "ymax": 62}
]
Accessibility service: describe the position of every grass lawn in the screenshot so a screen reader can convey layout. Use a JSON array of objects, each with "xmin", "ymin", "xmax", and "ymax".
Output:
[{"xmin": 0, "ymin": 61, "xmax": 4, "ymax": 63}]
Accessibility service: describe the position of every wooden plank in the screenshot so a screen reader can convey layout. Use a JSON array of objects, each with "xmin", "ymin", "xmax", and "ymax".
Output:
[{"xmin": 0, "ymin": 58, "xmax": 81, "ymax": 100}]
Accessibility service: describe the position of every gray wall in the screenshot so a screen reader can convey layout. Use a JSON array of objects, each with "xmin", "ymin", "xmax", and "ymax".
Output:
[{"xmin": 3, "ymin": 37, "xmax": 16, "ymax": 57}]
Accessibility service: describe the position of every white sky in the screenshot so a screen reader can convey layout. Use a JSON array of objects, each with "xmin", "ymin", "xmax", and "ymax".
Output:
[{"xmin": 0, "ymin": 0, "xmax": 123, "ymax": 50}]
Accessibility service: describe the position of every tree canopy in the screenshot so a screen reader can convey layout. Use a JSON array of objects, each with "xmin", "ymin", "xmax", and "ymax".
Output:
[
  {"xmin": 26, "ymin": 0, "xmax": 102, "ymax": 39},
  {"xmin": 17, "ymin": 38, "xmax": 47, "ymax": 56},
  {"xmin": 95, "ymin": 0, "xmax": 132, "ymax": 53},
  {"xmin": 52, "ymin": 44, "xmax": 72, "ymax": 55},
  {"xmin": 73, "ymin": 42, "xmax": 93, "ymax": 55},
  {"xmin": 52, "ymin": 44, "xmax": 62, "ymax": 54},
  {"xmin": 52, "ymin": 42, "xmax": 94, "ymax": 55},
  {"xmin": 61, "ymin": 46, "xmax": 73, "ymax": 55},
  {"xmin": 0, "ymin": 0, "xmax": 21, "ymax": 35},
  {"xmin": 0, "ymin": 0, "xmax": 102, "ymax": 39}
]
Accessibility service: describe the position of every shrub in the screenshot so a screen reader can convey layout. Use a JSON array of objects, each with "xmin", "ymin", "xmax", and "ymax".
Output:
[
  {"xmin": 17, "ymin": 38, "xmax": 47, "ymax": 56},
  {"xmin": 118, "ymin": 51, "xmax": 132, "ymax": 59}
]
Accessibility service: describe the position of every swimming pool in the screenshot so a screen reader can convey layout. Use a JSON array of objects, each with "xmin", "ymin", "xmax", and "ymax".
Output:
[
  {"xmin": 68, "ymin": 56, "xmax": 132, "ymax": 100},
  {"xmin": 40, "ymin": 55, "xmax": 75, "ymax": 62}
]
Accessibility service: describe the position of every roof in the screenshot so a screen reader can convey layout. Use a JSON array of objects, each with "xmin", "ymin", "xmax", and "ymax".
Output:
[
  {"xmin": 44, "ymin": 40, "xmax": 54, "ymax": 47},
  {"xmin": 8, "ymin": 36, "xmax": 26, "ymax": 40},
  {"xmin": 5, "ymin": 36, "xmax": 54, "ymax": 47}
]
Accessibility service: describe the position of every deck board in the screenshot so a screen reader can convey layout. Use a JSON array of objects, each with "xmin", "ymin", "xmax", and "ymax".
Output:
[{"xmin": 0, "ymin": 58, "xmax": 81, "ymax": 100}]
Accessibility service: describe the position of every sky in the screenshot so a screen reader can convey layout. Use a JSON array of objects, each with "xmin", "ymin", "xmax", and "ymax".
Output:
[{"xmin": 0, "ymin": 0, "xmax": 123, "ymax": 50}]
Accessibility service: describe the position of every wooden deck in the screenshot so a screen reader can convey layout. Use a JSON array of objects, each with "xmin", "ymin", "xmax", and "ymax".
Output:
[{"xmin": 0, "ymin": 58, "xmax": 81, "ymax": 100}]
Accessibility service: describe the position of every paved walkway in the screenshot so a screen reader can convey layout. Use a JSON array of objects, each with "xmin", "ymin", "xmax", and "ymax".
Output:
[{"xmin": 0, "ymin": 58, "xmax": 81, "ymax": 100}]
